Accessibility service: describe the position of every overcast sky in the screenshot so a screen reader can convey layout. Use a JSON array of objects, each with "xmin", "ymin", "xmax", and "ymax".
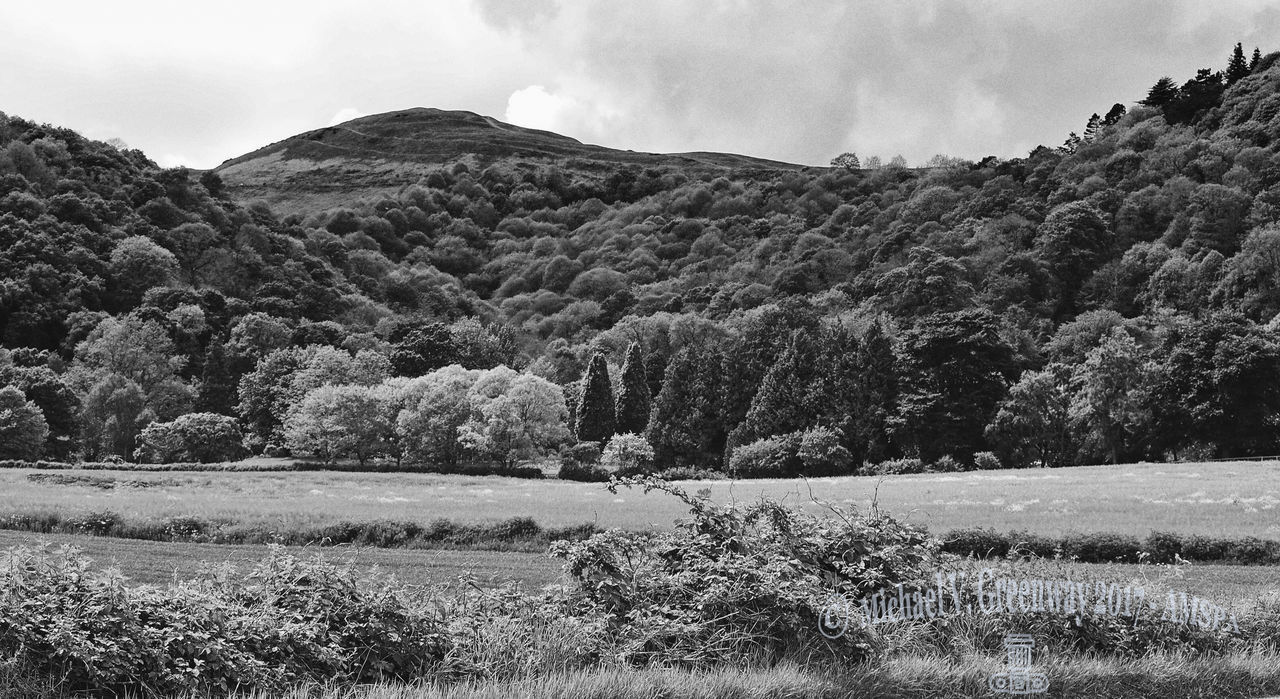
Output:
[{"xmin": 2, "ymin": 1, "xmax": 1278, "ymax": 169}]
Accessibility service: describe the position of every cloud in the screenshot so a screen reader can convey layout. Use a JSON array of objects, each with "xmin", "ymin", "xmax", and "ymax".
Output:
[
  {"xmin": 503, "ymin": 84, "xmax": 620, "ymax": 142},
  {"xmin": 3, "ymin": 2, "xmax": 1280, "ymax": 169},
  {"xmin": 328, "ymin": 108, "xmax": 368, "ymax": 126}
]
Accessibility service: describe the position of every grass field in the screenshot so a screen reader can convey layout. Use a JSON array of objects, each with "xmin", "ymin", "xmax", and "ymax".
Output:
[{"xmin": 1, "ymin": 460, "xmax": 1277, "ymax": 537}]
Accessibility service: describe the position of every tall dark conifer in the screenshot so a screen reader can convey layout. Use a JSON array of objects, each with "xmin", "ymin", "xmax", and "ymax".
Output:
[
  {"xmin": 574, "ymin": 352, "xmax": 615, "ymax": 443},
  {"xmin": 198, "ymin": 340, "xmax": 238, "ymax": 416},
  {"xmin": 1227, "ymin": 42, "xmax": 1250, "ymax": 85},
  {"xmin": 614, "ymin": 342, "xmax": 651, "ymax": 434}
]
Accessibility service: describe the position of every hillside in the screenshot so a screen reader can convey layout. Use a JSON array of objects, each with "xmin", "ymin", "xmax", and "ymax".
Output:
[
  {"xmin": 4, "ymin": 45, "xmax": 1280, "ymax": 473},
  {"xmin": 215, "ymin": 107, "xmax": 807, "ymax": 214}
]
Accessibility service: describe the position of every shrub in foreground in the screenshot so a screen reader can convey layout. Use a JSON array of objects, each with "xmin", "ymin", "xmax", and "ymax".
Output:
[
  {"xmin": 552, "ymin": 476, "xmax": 940, "ymax": 663},
  {"xmin": 0, "ymin": 545, "xmax": 448, "ymax": 694}
]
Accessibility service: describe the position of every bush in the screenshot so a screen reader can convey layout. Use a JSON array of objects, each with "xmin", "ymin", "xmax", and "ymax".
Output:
[
  {"xmin": 656, "ymin": 466, "xmax": 727, "ymax": 480},
  {"xmin": 795, "ymin": 426, "xmax": 854, "ymax": 475},
  {"xmin": 1061, "ymin": 532, "xmax": 1143, "ymax": 563},
  {"xmin": 558, "ymin": 460, "xmax": 611, "ymax": 482},
  {"xmin": 599, "ymin": 433, "xmax": 655, "ymax": 475},
  {"xmin": 930, "ymin": 455, "xmax": 963, "ymax": 472},
  {"xmin": 862, "ymin": 457, "xmax": 926, "ymax": 476},
  {"xmin": 972, "ymin": 451, "xmax": 1002, "ymax": 470},
  {"xmin": 552, "ymin": 476, "xmax": 940, "ymax": 664},
  {"xmin": 0, "ymin": 545, "xmax": 450, "ymax": 694},
  {"xmin": 942, "ymin": 528, "xmax": 1011, "ymax": 558},
  {"xmin": 135, "ymin": 412, "xmax": 246, "ymax": 463},
  {"xmin": 562, "ymin": 441, "xmax": 602, "ymax": 465},
  {"xmin": 728, "ymin": 433, "xmax": 802, "ymax": 477}
]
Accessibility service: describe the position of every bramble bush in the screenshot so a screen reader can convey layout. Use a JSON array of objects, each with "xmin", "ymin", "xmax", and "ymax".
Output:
[
  {"xmin": 551, "ymin": 476, "xmax": 941, "ymax": 664},
  {"xmin": 0, "ymin": 545, "xmax": 450, "ymax": 694}
]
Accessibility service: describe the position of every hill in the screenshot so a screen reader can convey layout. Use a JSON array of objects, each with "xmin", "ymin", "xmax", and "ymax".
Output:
[
  {"xmin": 214, "ymin": 107, "xmax": 807, "ymax": 214},
  {"xmin": 4, "ymin": 45, "xmax": 1280, "ymax": 472}
]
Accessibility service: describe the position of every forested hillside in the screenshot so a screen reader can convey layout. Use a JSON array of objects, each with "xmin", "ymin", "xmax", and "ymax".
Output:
[{"xmin": 4, "ymin": 44, "xmax": 1280, "ymax": 473}]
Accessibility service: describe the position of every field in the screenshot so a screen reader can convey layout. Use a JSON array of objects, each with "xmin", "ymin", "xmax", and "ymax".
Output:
[
  {"xmin": 1, "ymin": 460, "xmax": 1279, "ymax": 603},
  {"xmin": 1, "ymin": 460, "xmax": 1277, "ymax": 536}
]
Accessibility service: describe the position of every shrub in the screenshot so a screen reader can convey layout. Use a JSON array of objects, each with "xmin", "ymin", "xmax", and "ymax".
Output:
[
  {"xmin": 728, "ymin": 434, "xmax": 802, "ymax": 477},
  {"xmin": 930, "ymin": 455, "xmax": 963, "ymax": 472},
  {"xmin": 795, "ymin": 426, "xmax": 854, "ymax": 475},
  {"xmin": 942, "ymin": 528, "xmax": 1011, "ymax": 558},
  {"xmin": 1062, "ymin": 532, "xmax": 1143, "ymax": 563},
  {"xmin": 135, "ymin": 412, "xmax": 246, "ymax": 463},
  {"xmin": 558, "ymin": 460, "xmax": 611, "ymax": 482},
  {"xmin": 552, "ymin": 476, "xmax": 940, "ymax": 664},
  {"xmin": 863, "ymin": 457, "xmax": 926, "ymax": 476},
  {"xmin": 972, "ymin": 451, "xmax": 1002, "ymax": 470},
  {"xmin": 0, "ymin": 545, "xmax": 450, "ymax": 694},
  {"xmin": 656, "ymin": 466, "xmax": 727, "ymax": 480},
  {"xmin": 599, "ymin": 433, "xmax": 655, "ymax": 475},
  {"xmin": 562, "ymin": 441, "xmax": 602, "ymax": 464},
  {"xmin": 1145, "ymin": 531, "xmax": 1183, "ymax": 563}
]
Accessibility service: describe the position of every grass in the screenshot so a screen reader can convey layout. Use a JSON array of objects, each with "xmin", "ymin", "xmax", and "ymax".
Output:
[
  {"xmin": 0, "ymin": 460, "xmax": 1277, "ymax": 537},
  {"xmin": 100, "ymin": 654, "xmax": 1280, "ymax": 698},
  {"xmin": 0, "ymin": 529, "xmax": 563, "ymax": 588}
]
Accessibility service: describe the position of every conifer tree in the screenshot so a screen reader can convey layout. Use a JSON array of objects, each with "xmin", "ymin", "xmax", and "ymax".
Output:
[
  {"xmin": 1251, "ymin": 47, "xmax": 1262, "ymax": 71},
  {"xmin": 574, "ymin": 352, "xmax": 615, "ymax": 443},
  {"xmin": 614, "ymin": 342, "xmax": 651, "ymax": 435},
  {"xmin": 1082, "ymin": 113, "xmax": 1101, "ymax": 142},
  {"xmin": 647, "ymin": 343, "xmax": 724, "ymax": 468},
  {"xmin": 1227, "ymin": 42, "xmax": 1250, "ymax": 85},
  {"xmin": 727, "ymin": 329, "xmax": 820, "ymax": 452},
  {"xmin": 198, "ymin": 340, "xmax": 238, "ymax": 416},
  {"xmin": 1141, "ymin": 77, "xmax": 1179, "ymax": 108}
]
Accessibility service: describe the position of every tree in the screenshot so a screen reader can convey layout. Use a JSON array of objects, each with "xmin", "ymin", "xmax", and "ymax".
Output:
[
  {"xmin": 1141, "ymin": 77, "xmax": 1180, "ymax": 109},
  {"xmin": 197, "ymin": 340, "xmax": 239, "ymax": 416},
  {"xmin": 1251, "ymin": 47, "xmax": 1262, "ymax": 72},
  {"xmin": 728, "ymin": 329, "xmax": 820, "ymax": 450},
  {"xmin": 574, "ymin": 352, "xmax": 615, "ymax": 443},
  {"xmin": 159, "ymin": 222, "xmax": 222, "ymax": 286},
  {"xmin": 1148, "ymin": 315, "xmax": 1280, "ymax": 458},
  {"xmin": 599, "ymin": 433, "xmax": 655, "ymax": 474},
  {"xmin": 74, "ymin": 315, "xmax": 184, "ymax": 396},
  {"xmin": 985, "ymin": 364, "xmax": 1077, "ymax": 468},
  {"xmin": 107, "ymin": 236, "xmax": 179, "ymax": 310},
  {"xmin": 830, "ymin": 152, "xmax": 860, "ymax": 170},
  {"xmin": 1102, "ymin": 103, "xmax": 1127, "ymax": 126},
  {"xmin": 1069, "ymin": 328, "xmax": 1153, "ymax": 464},
  {"xmin": 891, "ymin": 310, "xmax": 1018, "ymax": 463},
  {"xmin": 0, "ymin": 385, "xmax": 48, "ymax": 460},
  {"xmin": 284, "ymin": 384, "xmax": 397, "ymax": 466},
  {"xmin": 1035, "ymin": 201, "xmax": 1112, "ymax": 317},
  {"xmin": 136, "ymin": 412, "xmax": 245, "ymax": 463},
  {"xmin": 79, "ymin": 373, "xmax": 149, "ymax": 460},
  {"xmin": 458, "ymin": 369, "xmax": 571, "ymax": 467},
  {"xmin": 389, "ymin": 321, "xmax": 456, "ymax": 376},
  {"xmin": 614, "ymin": 342, "xmax": 651, "ymax": 435},
  {"xmin": 1227, "ymin": 42, "xmax": 1250, "ymax": 85},
  {"xmin": 397, "ymin": 365, "xmax": 483, "ymax": 466},
  {"xmin": 1082, "ymin": 113, "xmax": 1101, "ymax": 142},
  {"xmin": 647, "ymin": 342, "xmax": 725, "ymax": 469},
  {"xmin": 1, "ymin": 366, "xmax": 79, "ymax": 459}
]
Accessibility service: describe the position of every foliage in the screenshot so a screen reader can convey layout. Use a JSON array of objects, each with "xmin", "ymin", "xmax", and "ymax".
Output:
[
  {"xmin": 551, "ymin": 477, "xmax": 941, "ymax": 664},
  {"xmin": 458, "ymin": 367, "xmax": 572, "ymax": 467},
  {"xmin": 599, "ymin": 433, "xmax": 655, "ymax": 475},
  {"xmin": 135, "ymin": 412, "xmax": 246, "ymax": 463},
  {"xmin": 613, "ymin": 342, "xmax": 651, "ymax": 435},
  {"xmin": 0, "ymin": 385, "xmax": 48, "ymax": 459},
  {"xmin": 574, "ymin": 352, "xmax": 616, "ymax": 444}
]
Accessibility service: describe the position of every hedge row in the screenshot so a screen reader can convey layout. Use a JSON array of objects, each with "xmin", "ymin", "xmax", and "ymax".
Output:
[
  {"xmin": 0, "ymin": 459, "xmax": 546, "ymax": 478},
  {"xmin": 0, "ymin": 510, "xmax": 598, "ymax": 552},
  {"xmin": 944, "ymin": 528, "xmax": 1280, "ymax": 565}
]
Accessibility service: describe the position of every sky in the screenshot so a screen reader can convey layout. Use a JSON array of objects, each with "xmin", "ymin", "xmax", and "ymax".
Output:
[{"xmin": 2, "ymin": 1, "xmax": 1278, "ymax": 169}]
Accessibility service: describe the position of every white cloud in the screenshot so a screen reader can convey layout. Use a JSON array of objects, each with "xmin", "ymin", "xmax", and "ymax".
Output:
[
  {"xmin": 328, "ymin": 107, "xmax": 367, "ymax": 126},
  {"xmin": 504, "ymin": 85, "xmax": 571, "ymax": 132}
]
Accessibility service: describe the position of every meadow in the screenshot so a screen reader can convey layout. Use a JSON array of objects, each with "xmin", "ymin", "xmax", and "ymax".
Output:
[{"xmin": 0, "ymin": 460, "xmax": 1276, "ymax": 536}]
